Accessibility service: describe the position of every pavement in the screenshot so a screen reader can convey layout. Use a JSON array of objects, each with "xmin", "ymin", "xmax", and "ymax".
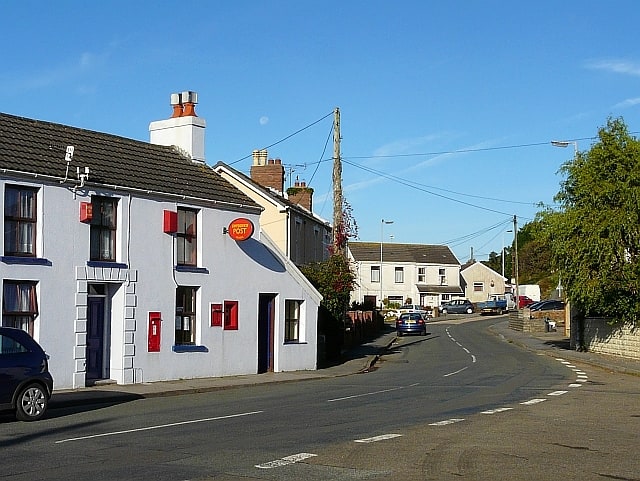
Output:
[{"xmin": 50, "ymin": 318, "xmax": 640, "ymax": 410}]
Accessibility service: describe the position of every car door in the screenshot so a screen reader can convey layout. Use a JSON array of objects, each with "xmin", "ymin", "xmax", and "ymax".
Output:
[{"xmin": 0, "ymin": 332, "xmax": 29, "ymax": 408}]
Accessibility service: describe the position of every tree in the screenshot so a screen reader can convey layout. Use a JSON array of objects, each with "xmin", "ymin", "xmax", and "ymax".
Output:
[{"xmin": 545, "ymin": 117, "xmax": 640, "ymax": 326}]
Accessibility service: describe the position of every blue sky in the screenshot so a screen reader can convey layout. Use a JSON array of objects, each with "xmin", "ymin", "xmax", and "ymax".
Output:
[{"xmin": 3, "ymin": 1, "xmax": 639, "ymax": 262}]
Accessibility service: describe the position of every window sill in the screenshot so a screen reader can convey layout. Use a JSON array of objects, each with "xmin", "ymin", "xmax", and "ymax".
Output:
[
  {"xmin": 175, "ymin": 265, "xmax": 210, "ymax": 274},
  {"xmin": 284, "ymin": 341, "xmax": 307, "ymax": 345},
  {"xmin": 1, "ymin": 256, "xmax": 52, "ymax": 266},
  {"xmin": 87, "ymin": 261, "xmax": 129, "ymax": 269},
  {"xmin": 172, "ymin": 345, "xmax": 209, "ymax": 353}
]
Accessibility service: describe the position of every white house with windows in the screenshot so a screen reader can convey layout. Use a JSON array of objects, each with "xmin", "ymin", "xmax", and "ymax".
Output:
[
  {"xmin": 347, "ymin": 242, "xmax": 463, "ymax": 308},
  {"xmin": 1, "ymin": 92, "xmax": 321, "ymax": 390},
  {"xmin": 460, "ymin": 261, "xmax": 508, "ymax": 303}
]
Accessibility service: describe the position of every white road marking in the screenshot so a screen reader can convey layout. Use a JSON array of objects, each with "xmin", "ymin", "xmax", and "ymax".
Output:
[
  {"xmin": 481, "ymin": 407, "xmax": 514, "ymax": 414},
  {"xmin": 327, "ymin": 384, "xmax": 418, "ymax": 402},
  {"xmin": 444, "ymin": 366, "xmax": 468, "ymax": 377},
  {"xmin": 520, "ymin": 398, "xmax": 547, "ymax": 405},
  {"xmin": 429, "ymin": 418, "xmax": 465, "ymax": 426},
  {"xmin": 55, "ymin": 411, "xmax": 263, "ymax": 444},
  {"xmin": 568, "ymin": 383, "xmax": 583, "ymax": 387},
  {"xmin": 548, "ymin": 390, "xmax": 568, "ymax": 396},
  {"xmin": 354, "ymin": 434, "xmax": 403, "ymax": 443},
  {"xmin": 256, "ymin": 453, "xmax": 317, "ymax": 469}
]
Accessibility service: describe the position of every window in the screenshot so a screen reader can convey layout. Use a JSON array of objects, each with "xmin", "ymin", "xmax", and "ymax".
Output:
[
  {"xmin": 285, "ymin": 300, "xmax": 302, "ymax": 342},
  {"xmin": 4, "ymin": 185, "xmax": 37, "ymax": 257},
  {"xmin": 370, "ymin": 266, "xmax": 380, "ymax": 283},
  {"xmin": 395, "ymin": 267, "xmax": 404, "ymax": 283},
  {"xmin": 0, "ymin": 333, "xmax": 28, "ymax": 354},
  {"xmin": 90, "ymin": 196, "xmax": 117, "ymax": 262},
  {"xmin": 473, "ymin": 282, "xmax": 484, "ymax": 292},
  {"xmin": 439, "ymin": 267, "xmax": 447, "ymax": 285},
  {"xmin": 417, "ymin": 267, "xmax": 426, "ymax": 283},
  {"xmin": 224, "ymin": 300, "xmax": 238, "ymax": 330},
  {"xmin": 177, "ymin": 208, "xmax": 197, "ymax": 266},
  {"xmin": 175, "ymin": 286, "xmax": 197, "ymax": 345},
  {"xmin": 2, "ymin": 281, "xmax": 38, "ymax": 336}
]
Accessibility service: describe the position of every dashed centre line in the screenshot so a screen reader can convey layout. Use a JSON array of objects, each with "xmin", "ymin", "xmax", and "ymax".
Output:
[
  {"xmin": 256, "ymin": 453, "xmax": 317, "ymax": 469},
  {"xmin": 355, "ymin": 434, "xmax": 403, "ymax": 443}
]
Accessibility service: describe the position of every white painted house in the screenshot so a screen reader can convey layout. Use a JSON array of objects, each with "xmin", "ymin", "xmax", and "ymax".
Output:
[
  {"xmin": 1, "ymin": 91, "xmax": 321, "ymax": 390},
  {"xmin": 348, "ymin": 242, "xmax": 463, "ymax": 308}
]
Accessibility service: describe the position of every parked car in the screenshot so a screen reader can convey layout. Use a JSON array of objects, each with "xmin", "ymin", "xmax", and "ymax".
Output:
[
  {"xmin": 440, "ymin": 299, "xmax": 474, "ymax": 315},
  {"xmin": 398, "ymin": 304, "xmax": 431, "ymax": 318},
  {"xmin": 517, "ymin": 295, "xmax": 535, "ymax": 308},
  {"xmin": 530, "ymin": 300, "xmax": 565, "ymax": 311},
  {"xmin": 0, "ymin": 327, "xmax": 54, "ymax": 421},
  {"xmin": 396, "ymin": 312, "xmax": 427, "ymax": 336}
]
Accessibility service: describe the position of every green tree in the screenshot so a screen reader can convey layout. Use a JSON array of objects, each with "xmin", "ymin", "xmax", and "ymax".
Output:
[
  {"xmin": 545, "ymin": 117, "xmax": 640, "ymax": 325},
  {"xmin": 300, "ymin": 254, "xmax": 356, "ymax": 322},
  {"xmin": 516, "ymin": 215, "xmax": 556, "ymax": 297}
]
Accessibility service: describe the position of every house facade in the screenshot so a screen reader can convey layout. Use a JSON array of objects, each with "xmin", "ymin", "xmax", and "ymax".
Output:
[
  {"xmin": 348, "ymin": 242, "xmax": 463, "ymax": 308},
  {"xmin": 460, "ymin": 261, "xmax": 508, "ymax": 303},
  {"xmin": 1, "ymin": 92, "xmax": 321, "ymax": 390},
  {"xmin": 213, "ymin": 154, "xmax": 331, "ymax": 267}
]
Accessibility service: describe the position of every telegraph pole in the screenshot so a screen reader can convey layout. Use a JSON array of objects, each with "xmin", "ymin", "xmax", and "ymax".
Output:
[
  {"xmin": 513, "ymin": 214, "xmax": 519, "ymax": 312},
  {"xmin": 332, "ymin": 107, "xmax": 344, "ymax": 256}
]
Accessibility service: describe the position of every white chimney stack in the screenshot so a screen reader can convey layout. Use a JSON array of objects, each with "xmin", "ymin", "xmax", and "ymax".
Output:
[{"xmin": 149, "ymin": 91, "xmax": 206, "ymax": 164}]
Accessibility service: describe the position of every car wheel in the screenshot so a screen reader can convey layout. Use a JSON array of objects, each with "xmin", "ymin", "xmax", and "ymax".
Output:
[
  {"xmin": 15, "ymin": 383, "xmax": 48, "ymax": 421},
  {"xmin": 466, "ymin": 308, "xmax": 473, "ymax": 314}
]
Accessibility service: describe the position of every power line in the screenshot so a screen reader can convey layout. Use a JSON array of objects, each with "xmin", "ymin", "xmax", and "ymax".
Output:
[{"xmin": 229, "ymin": 111, "xmax": 334, "ymax": 166}]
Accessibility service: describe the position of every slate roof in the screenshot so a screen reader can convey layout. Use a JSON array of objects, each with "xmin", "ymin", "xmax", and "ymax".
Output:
[
  {"xmin": 348, "ymin": 242, "xmax": 460, "ymax": 265},
  {"xmin": 213, "ymin": 161, "xmax": 331, "ymax": 226},
  {"xmin": 0, "ymin": 112, "xmax": 260, "ymax": 211}
]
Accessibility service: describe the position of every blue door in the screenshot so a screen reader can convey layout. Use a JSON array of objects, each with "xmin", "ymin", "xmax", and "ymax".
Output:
[{"xmin": 86, "ymin": 297, "xmax": 105, "ymax": 383}]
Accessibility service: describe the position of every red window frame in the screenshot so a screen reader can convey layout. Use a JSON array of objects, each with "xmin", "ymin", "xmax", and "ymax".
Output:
[{"xmin": 223, "ymin": 300, "xmax": 238, "ymax": 330}]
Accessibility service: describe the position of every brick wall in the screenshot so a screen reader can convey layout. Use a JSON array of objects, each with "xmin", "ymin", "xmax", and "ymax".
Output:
[{"xmin": 584, "ymin": 317, "xmax": 640, "ymax": 360}]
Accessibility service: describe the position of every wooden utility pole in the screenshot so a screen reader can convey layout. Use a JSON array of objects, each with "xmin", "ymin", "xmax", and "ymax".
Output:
[
  {"xmin": 332, "ymin": 107, "xmax": 344, "ymax": 255},
  {"xmin": 513, "ymin": 214, "xmax": 519, "ymax": 312}
]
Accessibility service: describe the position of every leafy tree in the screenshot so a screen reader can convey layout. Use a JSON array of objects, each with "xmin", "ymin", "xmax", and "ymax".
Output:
[
  {"xmin": 516, "ymin": 215, "xmax": 556, "ymax": 297},
  {"xmin": 300, "ymin": 254, "xmax": 356, "ymax": 323},
  {"xmin": 545, "ymin": 117, "xmax": 640, "ymax": 326}
]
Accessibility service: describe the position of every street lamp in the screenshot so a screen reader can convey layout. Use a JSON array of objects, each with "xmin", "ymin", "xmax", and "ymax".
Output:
[
  {"xmin": 380, "ymin": 219, "xmax": 394, "ymax": 308},
  {"xmin": 551, "ymin": 140, "xmax": 578, "ymax": 155}
]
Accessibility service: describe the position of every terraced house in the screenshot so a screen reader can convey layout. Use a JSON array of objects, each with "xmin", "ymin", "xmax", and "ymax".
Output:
[{"xmin": 1, "ymin": 92, "xmax": 321, "ymax": 390}]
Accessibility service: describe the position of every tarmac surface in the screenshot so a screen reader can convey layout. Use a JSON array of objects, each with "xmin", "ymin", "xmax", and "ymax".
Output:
[{"xmin": 50, "ymin": 317, "xmax": 640, "ymax": 409}]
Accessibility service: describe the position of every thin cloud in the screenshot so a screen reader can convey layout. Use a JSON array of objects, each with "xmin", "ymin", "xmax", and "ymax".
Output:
[
  {"xmin": 613, "ymin": 97, "xmax": 640, "ymax": 109},
  {"xmin": 585, "ymin": 59, "xmax": 640, "ymax": 77}
]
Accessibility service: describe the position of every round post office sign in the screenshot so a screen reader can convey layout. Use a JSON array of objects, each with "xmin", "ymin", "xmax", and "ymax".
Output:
[{"xmin": 228, "ymin": 218, "xmax": 254, "ymax": 241}]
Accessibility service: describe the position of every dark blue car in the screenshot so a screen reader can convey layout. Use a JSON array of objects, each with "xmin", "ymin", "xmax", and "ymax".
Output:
[
  {"xmin": 0, "ymin": 327, "xmax": 54, "ymax": 421},
  {"xmin": 396, "ymin": 312, "xmax": 427, "ymax": 336}
]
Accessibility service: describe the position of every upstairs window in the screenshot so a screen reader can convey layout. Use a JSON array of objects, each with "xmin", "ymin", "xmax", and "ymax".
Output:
[
  {"xmin": 2, "ymin": 281, "xmax": 38, "ymax": 337},
  {"xmin": 395, "ymin": 267, "xmax": 404, "ymax": 283},
  {"xmin": 417, "ymin": 267, "xmax": 426, "ymax": 283},
  {"xmin": 370, "ymin": 266, "xmax": 380, "ymax": 283},
  {"xmin": 177, "ymin": 208, "xmax": 198, "ymax": 266},
  {"xmin": 473, "ymin": 282, "xmax": 484, "ymax": 292},
  {"xmin": 90, "ymin": 196, "xmax": 117, "ymax": 262},
  {"xmin": 439, "ymin": 267, "xmax": 447, "ymax": 285},
  {"xmin": 4, "ymin": 185, "xmax": 37, "ymax": 257}
]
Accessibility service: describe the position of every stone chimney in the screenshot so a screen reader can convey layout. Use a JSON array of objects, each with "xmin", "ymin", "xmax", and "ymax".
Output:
[
  {"xmin": 287, "ymin": 179, "xmax": 313, "ymax": 211},
  {"xmin": 250, "ymin": 149, "xmax": 285, "ymax": 193},
  {"xmin": 149, "ymin": 91, "xmax": 206, "ymax": 163}
]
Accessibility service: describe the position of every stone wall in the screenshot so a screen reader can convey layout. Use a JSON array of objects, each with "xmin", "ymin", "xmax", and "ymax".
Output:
[{"xmin": 584, "ymin": 317, "xmax": 640, "ymax": 360}]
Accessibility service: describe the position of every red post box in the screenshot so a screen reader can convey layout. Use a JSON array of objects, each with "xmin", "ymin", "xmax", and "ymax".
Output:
[{"xmin": 148, "ymin": 312, "xmax": 161, "ymax": 352}]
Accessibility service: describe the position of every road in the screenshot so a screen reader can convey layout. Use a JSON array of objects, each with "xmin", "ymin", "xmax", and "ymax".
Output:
[{"xmin": 1, "ymin": 318, "xmax": 638, "ymax": 480}]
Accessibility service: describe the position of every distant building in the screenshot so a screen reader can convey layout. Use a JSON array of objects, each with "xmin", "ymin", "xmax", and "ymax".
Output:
[
  {"xmin": 460, "ymin": 261, "xmax": 507, "ymax": 303},
  {"xmin": 347, "ymin": 241, "xmax": 463, "ymax": 308},
  {"xmin": 214, "ymin": 154, "xmax": 331, "ymax": 267}
]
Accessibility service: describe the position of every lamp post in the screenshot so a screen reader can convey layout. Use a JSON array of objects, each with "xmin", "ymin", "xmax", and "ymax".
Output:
[
  {"xmin": 380, "ymin": 219, "xmax": 394, "ymax": 308},
  {"xmin": 551, "ymin": 140, "xmax": 577, "ymax": 302},
  {"xmin": 551, "ymin": 140, "xmax": 578, "ymax": 156}
]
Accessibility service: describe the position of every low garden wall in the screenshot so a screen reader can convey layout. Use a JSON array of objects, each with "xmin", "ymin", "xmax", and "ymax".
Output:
[{"xmin": 584, "ymin": 317, "xmax": 640, "ymax": 360}]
